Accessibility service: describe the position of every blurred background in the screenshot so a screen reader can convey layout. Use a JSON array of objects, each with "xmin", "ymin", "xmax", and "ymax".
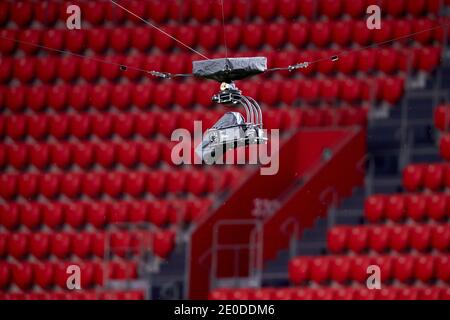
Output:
[{"xmin": 0, "ymin": 0, "xmax": 449, "ymax": 300}]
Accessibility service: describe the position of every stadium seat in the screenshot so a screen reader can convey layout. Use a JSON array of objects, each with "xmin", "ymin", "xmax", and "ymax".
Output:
[
  {"xmin": 368, "ymin": 226, "xmax": 390, "ymax": 253},
  {"xmin": 348, "ymin": 226, "xmax": 368, "ymax": 253},
  {"xmin": 330, "ymin": 256, "xmax": 351, "ymax": 284},
  {"xmin": 405, "ymin": 194, "xmax": 427, "ymax": 221},
  {"xmin": 27, "ymin": 115, "xmax": 49, "ymax": 140},
  {"xmin": 385, "ymin": 195, "xmax": 405, "ymax": 222},
  {"xmin": 392, "ymin": 255, "xmax": 415, "ymax": 283}
]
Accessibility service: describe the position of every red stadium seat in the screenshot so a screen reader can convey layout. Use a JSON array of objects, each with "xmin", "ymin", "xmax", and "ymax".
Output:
[
  {"xmin": 49, "ymin": 113, "xmax": 70, "ymax": 139},
  {"xmin": 103, "ymin": 172, "xmax": 124, "ymax": 198},
  {"xmin": 39, "ymin": 173, "xmax": 61, "ymax": 199},
  {"xmin": 61, "ymin": 172, "xmax": 83, "ymax": 198},
  {"xmin": 73, "ymin": 142, "xmax": 95, "ymax": 169},
  {"xmin": 0, "ymin": 203, "xmax": 20, "ymax": 230},
  {"xmin": 390, "ymin": 225, "xmax": 410, "ymax": 252},
  {"xmin": 65, "ymin": 28, "xmax": 85, "ymax": 52},
  {"xmin": 368, "ymin": 226, "xmax": 390, "ymax": 253},
  {"xmin": 330, "ymin": 256, "xmax": 351, "ymax": 284},
  {"xmin": 30, "ymin": 144, "xmax": 51, "ymax": 169},
  {"xmin": 8, "ymin": 232, "xmax": 29, "ymax": 260},
  {"xmin": 396, "ymin": 287, "xmax": 420, "ymax": 300},
  {"xmin": 132, "ymin": 84, "xmax": 153, "ymax": 110},
  {"xmin": 27, "ymin": 85, "xmax": 48, "ymax": 112},
  {"xmin": 348, "ymin": 226, "xmax": 368, "ymax": 253},
  {"xmin": 350, "ymin": 256, "xmax": 371, "ymax": 283},
  {"xmin": 28, "ymin": 114, "xmax": 48, "ymax": 141},
  {"xmin": 7, "ymin": 143, "xmax": 29, "ymax": 170},
  {"xmin": 51, "ymin": 143, "xmax": 72, "ymax": 169},
  {"xmin": 154, "ymin": 26, "xmax": 175, "ymax": 51},
  {"xmin": 72, "ymin": 232, "xmax": 92, "ymax": 258},
  {"xmin": 310, "ymin": 257, "xmax": 330, "ymax": 284},
  {"xmin": 79, "ymin": 58, "xmax": 100, "ymax": 82},
  {"xmin": 86, "ymin": 202, "xmax": 110, "ymax": 229},
  {"xmin": 132, "ymin": 27, "xmax": 152, "ymax": 52},
  {"xmin": 353, "ymin": 20, "xmax": 372, "ymax": 45},
  {"xmin": 18, "ymin": 173, "xmax": 39, "ymax": 199},
  {"xmin": 43, "ymin": 202, "xmax": 64, "ymax": 228},
  {"xmin": 35, "ymin": 56, "xmax": 59, "ymax": 82},
  {"xmin": 125, "ymin": 172, "xmax": 146, "ymax": 197},
  {"xmin": 427, "ymin": 194, "xmax": 447, "ymax": 221},
  {"xmin": 117, "ymin": 142, "xmax": 140, "ymax": 168},
  {"xmin": 435, "ymin": 255, "xmax": 449, "ymax": 282},
  {"xmin": 0, "ymin": 262, "xmax": 10, "ymax": 289},
  {"xmin": 6, "ymin": 86, "xmax": 26, "ymax": 112},
  {"xmin": 393, "ymin": 255, "xmax": 415, "ymax": 283},
  {"xmin": 91, "ymin": 113, "xmax": 113, "ymax": 138},
  {"xmin": 364, "ymin": 195, "xmax": 385, "ymax": 223},
  {"xmin": 65, "ymin": 202, "xmax": 86, "ymax": 229},
  {"xmin": 14, "ymin": 57, "xmax": 35, "ymax": 83},
  {"xmin": 58, "ymin": 57, "xmax": 79, "ymax": 82},
  {"xmin": 266, "ymin": 23, "xmax": 287, "ymax": 49},
  {"xmin": 431, "ymin": 225, "xmax": 450, "ymax": 251},
  {"xmin": 327, "ymin": 226, "xmax": 348, "ymax": 253},
  {"xmin": 109, "ymin": 28, "xmax": 130, "ymax": 53},
  {"xmin": 12, "ymin": 263, "xmax": 33, "ymax": 290},
  {"xmin": 415, "ymin": 255, "xmax": 434, "ymax": 282},
  {"xmin": 288, "ymin": 22, "xmax": 309, "ymax": 48},
  {"xmin": 140, "ymin": 142, "xmax": 160, "ymax": 167},
  {"xmin": 152, "ymin": 230, "xmax": 175, "ymax": 259},
  {"xmin": 18, "ymin": 29, "xmax": 41, "ymax": 55},
  {"xmin": 82, "ymin": 172, "xmax": 104, "ymax": 198},
  {"xmin": 87, "ymin": 28, "xmax": 109, "ymax": 53},
  {"xmin": 147, "ymin": 171, "xmax": 166, "ymax": 197},
  {"xmin": 288, "ymin": 257, "xmax": 310, "ymax": 284},
  {"xmin": 20, "ymin": 202, "xmax": 41, "ymax": 230},
  {"xmin": 243, "ymin": 24, "xmax": 264, "ymax": 50},
  {"xmin": 110, "ymin": 202, "xmax": 129, "ymax": 224},
  {"xmin": 405, "ymin": 194, "xmax": 427, "ymax": 221},
  {"xmin": 424, "ymin": 164, "xmax": 444, "ymax": 191},
  {"xmin": 91, "ymin": 232, "xmax": 106, "ymax": 258},
  {"xmin": 410, "ymin": 225, "xmax": 431, "ymax": 252},
  {"xmin": 0, "ymin": 174, "xmax": 18, "ymax": 200},
  {"xmin": 385, "ymin": 195, "xmax": 405, "ymax": 222},
  {"xmin": 353, "ymin": 288, "xmax": 376, "ymax": 300},
  {"xmin": 110, "ymin": 231, "xmax": 132, "ymax": 257},
  {"xmin": 29, "ymin": 232, "xmax": 49, "ymax": 259},
  {"xmin": 0, "ymin": 29, "xmax": 17, "ymax": 54},
  {"xmin": 403, "ymin": 164, "xmax": 424, "ymax": 191},
  {"xmin": 439, "ymin": 134, "xmax": 450, "ymax": 161},
  {"xmin": 127, "ymin": 201, "xmax": 147, "ymax": 224}
]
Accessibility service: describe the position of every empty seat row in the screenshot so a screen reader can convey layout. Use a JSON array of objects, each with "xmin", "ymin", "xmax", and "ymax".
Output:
[
  {"xmin": 288, "ymin": 254, "xmax": 449, "ymax": 285},
  {"xmin": 1, "ymin": 18, "xmax": 444, "ymax": 56},
  {"xmin": 0, "ymin": 111, "xmax": 224, "ymax": 140},
  {"xmin": 0, "ymin": 76, "xmax": 404, "ymax": 113},
  {"xmin": 0, "ymin": 260, "xmax": 138, "ymax": 290},
  {"xmin": 0, "ymin": 289, "xmax": 144, "ymax": 300},
  {"xmin": 0, "ymin": 46, "xmax": 440, "ymax": 85},
  {"xmin": 1, "ymin": 141, "xmax": 164, "ymax": 170},
  {"xmin": 1, "ymin": 0, "xmax": 442, "ymax": 28},
  {"xmin": 0, "ymin": 107, "xmax": 366, "ymax": 145},
  {"xmin": 327, "ymin": 224, "xmax": 449, "ymax": 254},
  {"xmin": 402, "ymin": 163, "xmax": 450, "ymax": 192},
  {"xmin": 0, "ymin": 106, "xmax": 364, "ymax": 148},
  {"xmin": 0, "ymin": 229, "xmax": 175, "ymax": 260},
  {"xmin": 364, "ymin": 193, "xmax": 450, "ymax": 222},
  {"xmin": 0, "ymin": 169, "xmax": 238, "ymax": 200},
  {"xmin": 209, "ymin": 285, "xmax": 450, "ymax": 300},
  {"xmin": 0, "ymin": 198, "xmax": 212, "ymax": 230}
]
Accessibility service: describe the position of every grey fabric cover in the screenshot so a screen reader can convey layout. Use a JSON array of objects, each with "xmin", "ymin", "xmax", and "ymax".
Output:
[{"xmin": 192, "ymin": 57, "xmax": 267, "ymax": 82}]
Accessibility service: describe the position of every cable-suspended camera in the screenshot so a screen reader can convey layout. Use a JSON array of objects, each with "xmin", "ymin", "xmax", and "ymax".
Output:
[{"xmin": 192, "ymin": 57, "xmax": 269, "ymax": 163}]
